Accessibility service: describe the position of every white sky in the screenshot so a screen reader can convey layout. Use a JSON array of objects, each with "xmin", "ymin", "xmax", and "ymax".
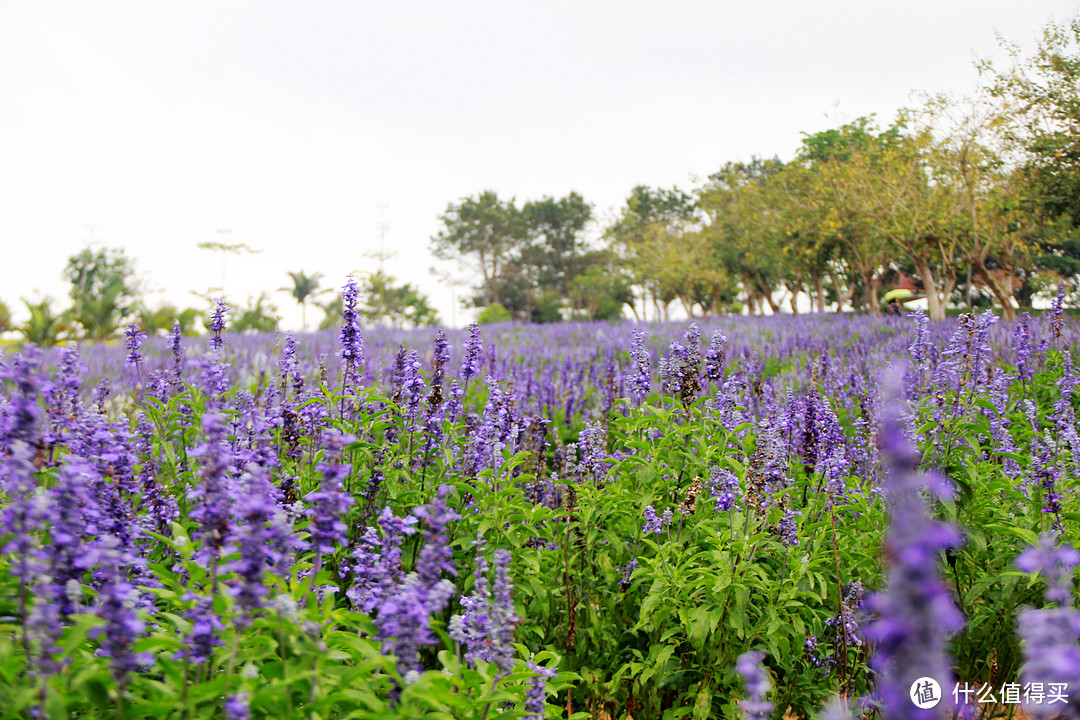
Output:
[{"xmin": 2, "ymin": 1, "xmax": 1076, "ymax": 329}]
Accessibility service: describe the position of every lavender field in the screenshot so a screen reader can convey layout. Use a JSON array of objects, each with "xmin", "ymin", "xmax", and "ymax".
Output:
[{"xmin": 2, "ymin": 281, "xmax": 1080, "ymax": 719}]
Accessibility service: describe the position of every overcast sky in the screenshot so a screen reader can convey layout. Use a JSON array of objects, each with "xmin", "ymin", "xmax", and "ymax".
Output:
[{"xmin": 2, "ymin": 1, "xmax": 1076, "ymax": 329}]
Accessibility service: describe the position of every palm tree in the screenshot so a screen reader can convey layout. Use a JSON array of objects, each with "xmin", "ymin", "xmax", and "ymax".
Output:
[
  {"xmin": 20, "ymin": 298, "xmax": 72, "ymax": 346},
  {"xmin": 282, "ymin": 270, "xmax": 328, "ymax": 330}
]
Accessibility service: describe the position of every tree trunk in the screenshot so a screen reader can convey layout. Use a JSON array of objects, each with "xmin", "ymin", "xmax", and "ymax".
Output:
[
  {"xmin": 790, "ymin": 292, "xmax": 799, "ymax": 315},
  {"xmin": 814, "ymin": 275, "xmax": 826, "ymax": 313},
  {"xmin": 862, "ymin": 269, "xmax": 881, "ymax": 316},
  {"xmin": 829, "ymin": 270, "xmax": 851, "ymax": 313},
  {"xmin": 912, "ymin": 255, "xmax": 945, "ymax": 321},
  {"xmin": 972, "ymin": 261, "xmax": 1018, "ymax": 322},
  {"xmin": 763, "ymin": 289, "xmax": 780, "ymax": 315}
]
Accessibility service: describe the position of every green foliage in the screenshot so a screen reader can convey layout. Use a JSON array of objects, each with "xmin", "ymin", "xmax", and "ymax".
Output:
[
  {"xmin": 281, "ymin": 270, "xmax": 328, "ymax": 330},
  {"xmin": 232, "ymin": 293, "xmax": 281, "ymax": 333},
  {"xmin": 137, "ymin": 304, "xmax": 202, "ymax": 335},
  {"xmin": 476, "ymin": 302, "xmax": 511, "ymax": 324},
  {"xmin": 360, "ymin": 270, "xmax": 439, "ymax": 329},
  {"xmin": 0, "ymin": 298, "xmax": 12, "ymax": 333},
  {"xmin": 63, "ymin": 246, "xmax": 141, "ymax": 340},
  {"xmin": 18, "ymin": 297, "xmax": 72, "ymax": 346}
]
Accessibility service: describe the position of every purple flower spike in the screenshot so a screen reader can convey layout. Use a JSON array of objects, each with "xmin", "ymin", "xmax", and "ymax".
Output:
[
  {"xmin": 209, "ymin": 299, "xmax": 229, "ymax": 354},
  {"xmin": 524, "ymin": 656, "xmax": 557, "ymax": 720},
  {"xmin": 123, "ymin": 323, "xmax": 146, "ymax": 370},
  {"xmin": 461, "ymin": 322, "xmax": 483, "ymax": 387},
  {"xmin": 375, "ymin": 486, "xmax": 460, "ymax": 682},
  {"xmin": 628, "ymin": 329, "xmax": 651, "ymax": 405},
  {"xmin": 92, "ymin": 535, "xmax": 152, "ymax": 687},
  {"xmin": 1015, "ymin": 535, "xmax": 1080, "ymax": 717},
  {"xmin": 305, "ymin": 430, "xmax": 356, "ymax": 555},
  {"xmin": 863, "ymin": 365, "xmax": 963, "ymax": 720},
  {"xmin": 1016, "ymin": 534, "xmax": 1080, "ymax": 607},
  {"xmin": 176, "ymin": 593, "xmax": 225, "ymax": 664},
  {"xmin": 224, "ymin": 693, "xmax": 251, "ymax": 720},
  {"xmin": 736, "ymin": 650, "xmax": 773, "ymax": 720},
  {"xmin": 339, "ymin": 276, "xmax": 365, "ymax": 386}
]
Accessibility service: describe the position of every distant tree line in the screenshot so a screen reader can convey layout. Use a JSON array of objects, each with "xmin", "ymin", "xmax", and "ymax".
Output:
[
  {"xmin": 0, "ymin": 251, "xmax": 438, "ymax": 346},
  {"xmin": 431, "ymin": 16, "xmax": 1080, "ymax": 323}
]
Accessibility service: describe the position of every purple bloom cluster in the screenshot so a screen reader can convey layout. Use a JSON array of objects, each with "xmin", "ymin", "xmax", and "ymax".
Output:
[
  {"xmin": 305, "ymin": 430, "xmax": 356, "ymax": 555},
  {"xmin": 123, "ymin": 323, "xmax": 146, "ymax": 370},
  {"xmin": 736, "ymin": 650, "xmax": 773, "ymax": 720},
  {"xmin": 370, "ymin": 487, "xmax": 460, "ymax": 683},
  {"xmin": 461, "ymin": 322, "xmax": 483, "ymax": 388},
  {"xmin": 176, "ymin": 593, "xmax": 226, "ymax": 664},
  {"xmin": 92, "ymin": 535, "xmax": 152, "ymax": 687},
  {"xmin": 339, "ymin": 276, "xmax": 365, "ymax": 386},
  {"xmin": 188, "ymin": 412, "xmax": 235, "ymax": 562},
  {"xmin": 524, "ymin": 656, "xmax": 557, "ymax": 720},
  {"xmin": 863, "ymin": 366, "xmax": 963, "ymax": 720},
  {"xmin": 706, "ymin": 466, "xmax": 742, "ymax": 512},
  {"xmin": 348, "ymin": 507, "xmax": 418, "ymax": 613},
  {"xmin": 628, "ymin": 329, "xmax": 651, "ymax": 405},
  {"xmin": 209, "ymin": 299, "xmax": 229, "ymax": 354},
  {"xmin": 450, "ymin": 543, "xmax": 519, "ymax": 676},
  {"xmin": 642, "ymin": 505, "xmax": 673, "ymax": 535},
  {"xmin": 1014, "ymin": 535, "xmax": 1080, "ymax": 717}
]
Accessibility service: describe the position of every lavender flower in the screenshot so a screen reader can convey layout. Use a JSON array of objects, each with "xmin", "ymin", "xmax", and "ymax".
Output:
[
  {"xmin": 524, "ymin": 656, "xmax": 557, "ymax": 720},
  {"xmin": 775, "ymin": 509, "xmax": 801, "ymax": 547},
  {"xmin": 462, "ymin": 322, "xmax": 483, "ymax": 387},
  {"xmin": 123, "ymin": 323, "xmax": 146, "ymax": 370},
  {"xmin": 374, "ymin": 487, "xmax": 460, "ymax": 682},
  {"xmin": 348, "ymin": 507, "xmax": 418, "ymax": 613},
  {"xmin": 642, "ymin": 505, "xmax": 672, "ymax": 535},
  {"xmin": 224, "ymin": 693, "xmax": 251, "ymax": 720},
  {"xmin": 227, "ymin": 467, "xmax": 294, "ymax": 624},
  {"xmin": 578, "ymin": 420, "xmax": 607, "ymax": 481},
  {"xmin": 209, "ymin": 299, "xmax": 229, "ymax": 354},
  {"xmin": 1015, "ymin": 313, "xmax": 1035, "ymax": 382},
  {"xmin": 862, "ymin": 365, "xmax": 963, "ymax": 720},
  {"xmin": 45, "ymin": 457, "xmax": 102, "ymax": 616},
  {"xmin": 1014, "ymin": 534, "xmax": 1080, "ymax": 718},
  {"xmin": 706, "ymin": 466, "xmax": 742, "ymax": 512},
  {"xmin": 450, "ymin": 544, "xmax": 519, "ymax": 676},
  {"xmin": 703, "ymin": 330, "xmax": 727, "ymax": 383},
  {"xmin": 1050, "ymin": 283, "xmax": 1066, "ymax": 344},
  {"xmin": 305, "ymin": 430, "xmax": 356, "ymax": 555},
  {"xmin": 28, "ymin": 578, "xmax": 65, "ymax": 678},
  {"xmin": 93, "ymin": 535, "xmax": 152, "ymax": 687},
  {"xmin": 188, "ymin": 413, "xmax": 234, "ymax": 562},
  {"xmin": 736, "ymin": 650, "xmax": 773, "ymax": 720},
  {"xmin": 176, "ymin": 593, "xmax": 225, "ymax": 664},
  {"xmin": 339, "ymin": 276, "xmax": 365, "ymax": 386},
  {"xmin": 628, "ymin": 329, "xmax": 651, "ymax": 405},
  {"xmin": 170, "ymin": 321, "xmax": 185, "ymax": 378}
]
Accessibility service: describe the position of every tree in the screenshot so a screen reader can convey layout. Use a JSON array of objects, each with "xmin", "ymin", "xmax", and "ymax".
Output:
[
  {"xmin": 521, "ymin": 192, "xmax": 593, "ymax": 304},
  {"xmin": 20, "ymin": 298, "xmax": 72, "ymax": 346},
  {"xmin": 360, "ymin": 270, "xmax": 439, "ymax": 329},
  {"xmin": 63, "ymin": 246, "xmax": 141, "ymax": 340},
  {"xmin": 606, "ymin": 185, "xmax": 700, "ymax": 319},
  {"xmin": 431, "ymin": 191, "xmax": 528, "ymax": 309},
  {"xmin": 232, "ymin": 293, "xmax": 280, "ymax": 333},
  {"xmin": 282, "ymin": 270, "xmax": 328, "ymax": 330},
  {"xmin": 792, "ymin": 120, "xmax": 895, "ymax": 315},
  {"xmin": 317, "ymin": 296, "xmax": 344, "ymax": 331},
  {"xmin": 0, "ymin": 298, "xmax": 12, "ymax": 333},
  {"xmin": 698, "ymin": 158, "xmax": 788, "ymax": 315},
  {"xmin": 984, "ymin": 15, "xmax": 1080, "ymax": 296},
  {"xmin": 137, "ymin": 303, "xmax": 201, "ymax": 335}
]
